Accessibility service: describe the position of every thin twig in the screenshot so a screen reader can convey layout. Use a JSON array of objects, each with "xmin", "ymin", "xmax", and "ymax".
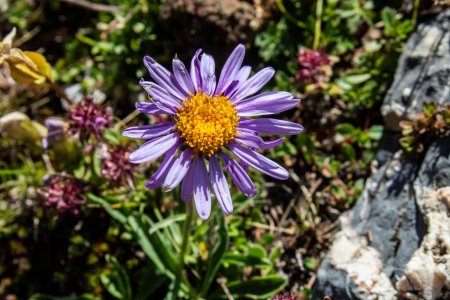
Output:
[
  {"xmin": 114, "ymin": 109, "xmax": 140, "ymax": 130},
  {"xmin": 13, "ymin": 26, "xmax": 41, "ymax": 48},
  {"xmin": 50, "ymin": 82, "xmax": 73, "ymax": 104},
  {"xmin": 248, "ymin": 221, "xmax": 296, "ymax": 235},
  {"xmin": 217, "ymin": 278, "xmax": 235, "ymax": 300},
  {"xmin": 61, "ymin": 0, "xmax": 121, "ymax": 13}
]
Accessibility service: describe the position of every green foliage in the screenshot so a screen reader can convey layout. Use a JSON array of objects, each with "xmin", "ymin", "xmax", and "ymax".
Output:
[
  {"xmin": 399, "ymin": 103, "xmax": 450, "ymax": 154},
  {"xmin": 100, "ymin": 255, "xmax": 132, "ymax": 300}
]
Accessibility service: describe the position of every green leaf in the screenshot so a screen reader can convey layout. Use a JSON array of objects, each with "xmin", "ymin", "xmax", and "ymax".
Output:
[
  {"xmin": 148, "ymin": 214, "xmax": 186, "ymax": 235},
  {"xmin": 336, "ymin": 123, "xmax": 355, "ymax": 135},
  {"xmin": 128, "ymin": 214, "xmax": 180, "ymax": 280},
  {"xmin": 222, "ymin": 253, "xmax": 271, "ymax": 267},
  {"xmin": 304, "ymin": 257, "xmax": 317, "ymax": 270},
  {"xmin": 341, "ymin": 143, "xmax": 356, "ymax": 162},
  {"xmin": 210, "ymin": 276, "xmax": 287, "ymax": 299},
  {"xmin": 101, "ymin": 255, "xmax": 132, "ymax": 300},
  {"xmin": 100, "ymin": 274, "xmax": 123, "ymax": 299},
  {"xmin": 86, "ymin": 194, "xmax": 127, "ymax": 224},
  {"xmin": 248, "ymin": 244, "xmax": 266, "ymax": 259},
  {"xmin": 135, "ymin": 262, "xmax": 167, "ymax": 300},
  {"xmin": 343, "ymin": 73, "xmax": 371, "ymax": 85},
  {"xmin": 368, "ymin": 125, "xmax": 383, "ymax": 140},
  {"xmin": 127, "ymin": 215, "xmax": 168, "ymax": 274},
  {"xmin": 269, "ymin": 242, "xmax": 282, "ymax": 263},
  {"xmin": 92, "ymin": 147, "xmax": 102, "ymax": 178},
  {"xmin": 381, "ymin": 7, "xmax": 397, "ymax": 37}
]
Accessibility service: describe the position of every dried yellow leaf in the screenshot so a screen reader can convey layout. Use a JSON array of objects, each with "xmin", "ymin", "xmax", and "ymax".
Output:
[{"xmin": 0, "ymin": 28, "xmax": 52, "ymax": 86}]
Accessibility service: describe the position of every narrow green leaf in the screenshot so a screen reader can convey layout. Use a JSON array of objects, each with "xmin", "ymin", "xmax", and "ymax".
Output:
[
  {"xmin": 149, "ymin": 214, "xmax": 186, "ymax": 235},
  {"xmin": 127, "ymin": 215, "xmax": 167, "ymax": 273},
  {"xmin": 343, "ymin": 73, "xmax": 371, "ymax": 85},
  {"xmin": 103, "ymin": 255, "xmax": 132, "ymax": 300},
  {"xmin": 86, "ymin": 194, "xmax": 127, "ymax": 224},
  {"xmin": 210, "ymin": 275, "xmax": 287, "ymax": 299},
  {"xmin": 135, "ymin": 262, "xmax": 167, "ymax": 300}
]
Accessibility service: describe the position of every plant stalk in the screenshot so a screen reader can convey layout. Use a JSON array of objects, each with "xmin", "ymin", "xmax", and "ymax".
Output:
[
  {"xmin": 412, "ymin": 0, "xmax": 420, "ymax": 24},
  {"xmin": 171, "ymin": 200, "xmax": 194, "ymax": 299},
  {"xmin": 313, "ymin": 0, "xmax": 324, "ymax": 50}
]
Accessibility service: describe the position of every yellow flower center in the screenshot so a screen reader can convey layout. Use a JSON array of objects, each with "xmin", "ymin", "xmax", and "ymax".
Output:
[{"xmin": 176, "ymin": 91, "xmax": 239, "ymax": 157}]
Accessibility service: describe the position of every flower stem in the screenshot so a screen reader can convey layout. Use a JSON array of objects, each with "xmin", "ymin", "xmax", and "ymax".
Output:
[
  {"xmin": 171, "ymin": 200, "xmax": 194, "ymax": 299},
  {"xmin": 275, "ymin": 0, "xmax": 306, "ymax": 29},
  {"xmin": 313, "ymin": 0, "xmax": 324, "ymax": 50}
]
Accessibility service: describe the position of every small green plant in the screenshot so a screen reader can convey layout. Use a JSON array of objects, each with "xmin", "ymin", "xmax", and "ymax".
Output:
[{"xmin": 400, "ymin": 103, "xmax": 450, "ymax": 154}]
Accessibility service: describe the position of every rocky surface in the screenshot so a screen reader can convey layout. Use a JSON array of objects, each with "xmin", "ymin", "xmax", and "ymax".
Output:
[
  {"xmin": 381, "ymin": 9, "xmax": 450, "ymax": 131},
  {"xmin": 313, "ymin": 9, "xmax": 450, "ymax": 300},
  {"xmin": 160, "ymin": 0, "xmax": 273, "ymax": 58}
]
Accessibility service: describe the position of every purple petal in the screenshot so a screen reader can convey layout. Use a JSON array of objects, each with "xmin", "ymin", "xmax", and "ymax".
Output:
[
  {"xmin": 200, "ymin": 54, "xmax": 216, "ymax": 95},
  {"xmin": 259, "ymin": 138, "xmax": 285, "ymax": 149},
  {"xmin": 173, "ymin": 58, "xmax": 195, "ymax": 94},
  {"xmin": 129, "ymin": 132, "xmax": 181, "ymax": 163},
  {"xmin": 235, "ymin": 132, "xmax": 263, "ymax": 148},
  {"xmin": 238, "ymin": 118, "xmax": 304, "ymax": 135},
  {"xmin": 220, "ymin": 152, "xmax": 256, "ymax": 198},
  {"xmin": 209, "ymin": 155, "xmax": 233, "ymax": 214},
  {"xmin": 143, "ymin": 56, "xmax": 188, "ymax": 99},
  {"xmin": 230, "ymin": 67, "xmax": 275, "ymax": 103},
  {"xmin": 235, "ymin": 132, "xmax": 285, "ymax": 149},
  {"xmin": 192, "ymin": 156, "xmax": 211, "ymax": 220},
  {"xmin": 223, "ymin": 66, "xmax": 251, "ymax": 97},
  {"xmin": 228, "ymin": 142, "xmax": 288, "ymax": 180},
  {"xmin": 190, "ymin": 49, "xmax": 202, "ymax": 91},
  {"xmin": 235, "ymin": 92, "xmax": 300, "ymax": 116},
  {"xmin": 135, "ymin": 102, "xmax": 171, "ymax": 115},
  {"xmin": 215, "ymin": 44, "xmax": 245, "ymax": 95},
  {"xmin": 236, "ymin": 126, "xmax": 257, "ymax": 135},
  {"xmin": 162, "ymin": 148, "xmax": 193, "ymax": 192},
  {"xmin": 122, "ymin": 123, "xmax": 175, "ymax": 140},
  {"xmin": 145, "ymin": 143, "xmax": 180, "ymax": 190},
  {"xmin": 140, "ymin": 80, "xmax": 182, "ymax": 110},
  {"xmin": 181, "ymin": 164, "xmax": 195, "ymax": 202}
]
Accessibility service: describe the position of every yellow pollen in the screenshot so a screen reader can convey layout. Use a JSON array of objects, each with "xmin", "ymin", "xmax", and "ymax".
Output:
[{"xmin": 176, "ymin": 91, "xmax": 239, "ymax": 157}]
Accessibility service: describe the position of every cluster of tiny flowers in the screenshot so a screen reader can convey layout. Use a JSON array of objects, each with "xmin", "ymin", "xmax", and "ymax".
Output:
[
  {"xmin": 40, "ymin": 174, "xmax": 85, "ymax": 217},
  {"xmin": 100, "ymin": 144, "xmax": 135, "ymax": 186},
  {"xmin": 67, "ymin": 97, "xmax": 112, "ymax": 140},
  {"xmin": 296, "ymin": 48, "xmax": 332, "ymax": 85}
]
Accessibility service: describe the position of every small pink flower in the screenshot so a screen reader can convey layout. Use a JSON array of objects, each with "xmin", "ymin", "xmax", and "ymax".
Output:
[
  {"xmin": 67, "ymin": 97, "xmax": 112, "ymax": 141},
  {"xmin": 40, "ymin": 174, "xmax": 85, "ymax": 217},
  {"xmin": 100, "ymin": 144, "xmax": 135, "ymax": 187},
  {"xmin": 296, "ymin": 48, "xmax": 332, "ymax": 85}
]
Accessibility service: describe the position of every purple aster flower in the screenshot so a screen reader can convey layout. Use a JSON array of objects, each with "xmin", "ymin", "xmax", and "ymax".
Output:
[
  {"xmin": 67, "ymin": 97, "xmax": 112, "ymax": 141},
  {"xmin": 123, "ymin": 44, "xmax": 303, "ymax": 219}
]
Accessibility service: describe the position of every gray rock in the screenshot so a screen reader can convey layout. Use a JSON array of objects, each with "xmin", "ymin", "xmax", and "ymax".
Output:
[
  {"xmin": 313, "ymin": 9, "xmax": 450, "ymax": 300},
  {"xmin": 381, "ymin": 10, "xmax": 450, "ymax": 131}
]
